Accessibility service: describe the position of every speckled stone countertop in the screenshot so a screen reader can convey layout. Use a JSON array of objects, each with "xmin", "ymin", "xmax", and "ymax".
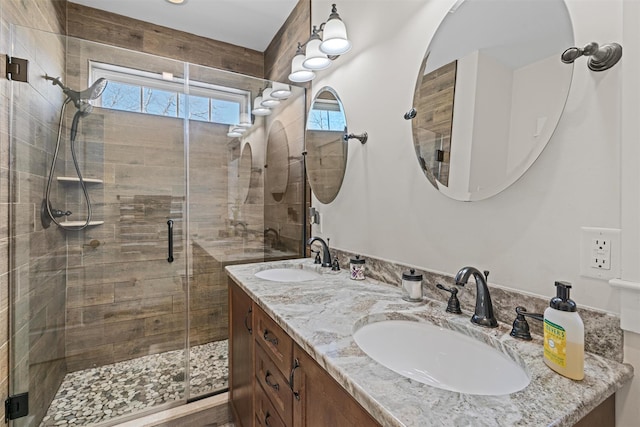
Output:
[{"xmin": 225, "ymin": 258, "xmax": 634, "ymax": 427}]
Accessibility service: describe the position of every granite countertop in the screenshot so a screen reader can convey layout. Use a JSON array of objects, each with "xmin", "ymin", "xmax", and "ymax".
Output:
[{"xmin": 225, "ymin": 258, "xmax": 634, "ymax": 427}]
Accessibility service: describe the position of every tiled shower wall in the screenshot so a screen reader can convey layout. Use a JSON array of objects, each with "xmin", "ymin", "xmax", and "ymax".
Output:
[
  {"xmin": 0, "ymin": 0, "xmax": 310, "ymax": 424},
  {"xmin": 0, "ymin": 0, "xmax": 67, "ymax": 423}
]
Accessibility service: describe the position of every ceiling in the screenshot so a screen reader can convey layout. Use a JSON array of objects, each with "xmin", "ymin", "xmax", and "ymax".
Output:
[{"xmin": 68, "ymin": 0, "xmax": 299, "ymax": 52}]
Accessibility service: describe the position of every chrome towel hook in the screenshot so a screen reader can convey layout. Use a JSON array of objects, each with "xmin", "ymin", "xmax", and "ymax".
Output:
[{"xmin": 561, "ymin": 41, "xmax": 622, "ymax": 72}]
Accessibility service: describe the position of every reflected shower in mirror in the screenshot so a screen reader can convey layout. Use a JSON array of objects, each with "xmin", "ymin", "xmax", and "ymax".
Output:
[
  {"xmin": 266, "ymin": 120, "xmax": 290, "ymax": 202},
  {"xmin": 305, "ymin": 87, "xmax": 348, "ymax": 204},
  {"xmin": 411, "ymin": 0, "xmax": 574, "ymax": 201}
]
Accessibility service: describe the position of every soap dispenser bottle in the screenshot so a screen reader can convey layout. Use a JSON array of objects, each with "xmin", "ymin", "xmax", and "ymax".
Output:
[{"xmin": 543, "ymin": 281, "xmax": 584, "ymax": 380}]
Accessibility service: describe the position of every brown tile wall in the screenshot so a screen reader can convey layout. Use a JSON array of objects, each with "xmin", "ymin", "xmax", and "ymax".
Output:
[
  {"xmin": 0, "ymin": 0, "xmax": 309, "ymax": 420},
  {"xmin": 67, "ymin": 2, "xmax": 264, "ymax": 79},
  {"xmin": 264, "ymin": 0, "xmax": 311, "ymax": 83},
  {"xmin": 62, "ymin": 104, "xmax": 243, "ymax": 371},
  {"xmin": 1, "ymin": 0, "xmax": 68, "ymax": 424}
]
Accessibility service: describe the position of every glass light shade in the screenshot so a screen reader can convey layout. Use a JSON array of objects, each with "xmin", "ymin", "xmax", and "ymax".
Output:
[
  {"xmin": 270, "ymin": 82, "xmax": 292, "ymax": 99},
  {"xmin": 261, "ymin": 88, "xmax": 281, "ymax": 107},
  {"xmin": 320, "ymin": 18, "xmax": 351, "ymax": 55},
  {"xmin": 239, "ymin": 112, "xmax": 252, "ymax": 127},
  {"xmin": 289, "ymin": 52, "xmax": 316, "ymax": 82},
  {"xmin": 227, "ymin": 126, "xmax": 242, "ymax": 137},
  {"xmin": 252, "ymin": 96, "xmax": 272, "ymax": 116},
  {"xmin": 303, "ymin": 37, "xmax": 332, "ymax": 70}
]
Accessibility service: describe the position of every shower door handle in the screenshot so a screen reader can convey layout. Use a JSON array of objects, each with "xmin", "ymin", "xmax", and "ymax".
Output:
[{"xmin": 167, "ymin": 220, "xmax": 174, "ymax": 263}]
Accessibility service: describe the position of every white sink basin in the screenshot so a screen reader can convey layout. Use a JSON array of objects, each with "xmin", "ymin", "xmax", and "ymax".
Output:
[
  {"xmin": 255, "ymin": 268, "xmax": 321, "ymax": 282},
  {"xmin": 353, "ymin": 320, "xmax": 530, "ymax": 395}
]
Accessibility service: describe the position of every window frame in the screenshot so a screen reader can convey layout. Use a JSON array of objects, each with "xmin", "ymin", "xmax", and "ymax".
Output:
[{"xmin": 89, "ymin": 61, "xmax": 251, "ymax": 124}]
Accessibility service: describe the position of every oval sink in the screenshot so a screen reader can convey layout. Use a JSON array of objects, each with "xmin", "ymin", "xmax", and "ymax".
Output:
[
  {"xmin": 353, "ymin": 320, "xmax": 529, "ymax": 395},
  {"xmin": 255, "ymin": 268, "xmax": 321, "ymax": 282}
]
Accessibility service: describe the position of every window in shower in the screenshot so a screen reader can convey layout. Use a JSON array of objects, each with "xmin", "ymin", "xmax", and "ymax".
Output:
[{"xmin": 90, "ymin": 61, "xmax": 249, "ymax": 125}]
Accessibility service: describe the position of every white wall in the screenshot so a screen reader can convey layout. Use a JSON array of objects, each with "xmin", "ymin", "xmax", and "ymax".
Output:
[{"xmin": 309, "ymin": 0, "xmax": 637, "ymax": 423}]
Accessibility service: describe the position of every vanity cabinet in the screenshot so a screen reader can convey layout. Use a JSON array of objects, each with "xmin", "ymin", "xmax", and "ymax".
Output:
[
  {"xmin": 229, "ymin": 279, "xmax": 380, "ymax": 427},
  {"xmin": 229, "ymin": 281, "xmax": 254, "ymax": 427},
  {"xmin": 291, "ymin": 346, "xmax": 379, "ymax": 427}
]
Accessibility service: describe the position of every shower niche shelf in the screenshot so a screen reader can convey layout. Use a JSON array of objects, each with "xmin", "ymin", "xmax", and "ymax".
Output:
[
  {"xmin": 59, "ymin": 220, "xmax": 104, "ymax": 227},
  {"xmin": 57, "ymin": 176, "xmax": 103, "ymax": 184}
]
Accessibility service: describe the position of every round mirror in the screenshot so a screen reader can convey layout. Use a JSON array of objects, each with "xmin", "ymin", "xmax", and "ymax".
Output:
[
  {"xmin": 238, "ymin": 143, "xmax": 253, "ymax": 204},
  {"xmin": 266, "ymin": 120, "xmax": 289, "ymax": 202},
  {"xmin": 412, "ymin": 0, "xmax": 574, "ymax": 201},
  {"xmin": 306, "ymin": 87, "xmax": 348, "ymax": 204}
]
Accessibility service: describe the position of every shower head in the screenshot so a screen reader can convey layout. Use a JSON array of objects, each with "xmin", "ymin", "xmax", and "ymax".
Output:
[{"xmin": 44, "ymin": 75, "xmax": 108, "ymax": 108}]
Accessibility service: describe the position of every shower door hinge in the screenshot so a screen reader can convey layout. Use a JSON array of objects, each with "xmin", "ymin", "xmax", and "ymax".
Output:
[
  {"xmin": 5, "ymin": 392, "xmax": 29, "ymax": 422},
  {"xmin": 5, "ymin": 56, "xmax": 29, "ymax": 83}
]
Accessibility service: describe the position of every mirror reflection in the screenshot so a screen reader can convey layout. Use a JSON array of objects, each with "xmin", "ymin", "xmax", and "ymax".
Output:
[
  {"xmin": 306, "ymin": 87, "xmax": 348, "ymax": 204},
  {"xmin": 412, "ymin": 0, "xmax": 574, "ymax": 201},
  {"xmin": 238, "ymin": 143, "xmax": 253, "ymax": 204},
  {"xmin": 266, "ymin": 120, "xmax": 289, "ymax": 202}
]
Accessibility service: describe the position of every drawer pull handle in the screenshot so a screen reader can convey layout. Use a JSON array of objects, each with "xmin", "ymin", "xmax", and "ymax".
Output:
[
  {"xmin": 244, "ymin": 306, "xmax": 253, "ymax": 334},
  {"xmin": 263, "ymin": 329, "xmax": 279, "ymax": 346},
  {"xmin": 265, "ymin": 411, "xmax": 272, "ymax": 427},
  {"xmin": 265, "ymin": 370, "xmax": 280, "ymax": 391},
  {"xmin": 289, "ymin": 357, "xmax": 301, "ymax": 401}
]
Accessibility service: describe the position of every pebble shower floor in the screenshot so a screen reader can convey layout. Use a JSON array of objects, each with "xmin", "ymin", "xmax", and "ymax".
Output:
[{"xmin": 40, "ymin": 340, "xmax": 229, "ymax": 426}]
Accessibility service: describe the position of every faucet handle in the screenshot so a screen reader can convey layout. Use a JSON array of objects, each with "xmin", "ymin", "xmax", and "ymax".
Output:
[
  {"xmin": 483, "ymin": 270, "xmax": 490, "ymax": 281},
  {"xmin": 436, "ymin": 284, "xmax": 462, "ymax": 314},
  {"xmin": 331, "ymin": 256, "xmax": 340, "ymax": 271},
  {"xmin": 310, "ymin": 249, "xmax": 321, "ymax": 264},
  {"xmin": 510, "ymin": 306, "xmax": 544, "ymax": 341}
]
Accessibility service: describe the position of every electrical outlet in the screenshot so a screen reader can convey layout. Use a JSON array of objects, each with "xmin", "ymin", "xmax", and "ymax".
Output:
[
  {"xmin": 580, "ymin": 227, "xmax": 620, "ymax": 280},
  {"xmin": 590, "ymin": 238, "xmax": 611, "ymax": 270}
]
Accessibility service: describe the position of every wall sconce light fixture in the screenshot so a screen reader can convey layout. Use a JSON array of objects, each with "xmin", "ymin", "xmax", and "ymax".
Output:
[
  {"xmin": 288, "ymin": 4, "xmax": 351, "ymax": 83},
  {"xmin": 252, "ymin": 88, "xmax": 272, "ymax": 116},
  {"xmin": 227, "ymin": 126, "xmax": 243, "ymax": 138}
]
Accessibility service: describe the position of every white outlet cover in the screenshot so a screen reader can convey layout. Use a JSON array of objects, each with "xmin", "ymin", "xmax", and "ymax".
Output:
[{"xmin": 580, "ymin": 227, "xmax": 621, "ymax": 280}]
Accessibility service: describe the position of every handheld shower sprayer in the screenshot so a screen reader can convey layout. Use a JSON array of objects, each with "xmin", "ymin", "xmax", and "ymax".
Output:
[
  {"xmin": 44, "ymin": 75, "xmax": 107, "ymax": 108},
  {"xmin": 42, "ymin": 75, "xmax": 108, "ymax": 231}
]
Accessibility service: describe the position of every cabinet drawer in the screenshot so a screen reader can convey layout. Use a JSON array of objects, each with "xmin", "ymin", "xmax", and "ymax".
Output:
[
  {"xmin": 256, "ymin": 382, "xmax": 288, "ymax": 427},
  {"xmin": 254, "ymin": 304, "xmax": 293, "ymax": 376},
  {"xmin": 255, "ymin": 342, "xmax": 293, "ymax": 425}
]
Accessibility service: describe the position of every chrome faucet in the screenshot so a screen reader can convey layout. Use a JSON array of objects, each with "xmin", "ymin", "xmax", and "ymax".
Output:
[
  {"xmin": 307, "ymin": 236, "xmax": 331, "ymax": 267},
  {"xmin": 454, "ymin": 266, "xmax": 498, "ymax": 328}
]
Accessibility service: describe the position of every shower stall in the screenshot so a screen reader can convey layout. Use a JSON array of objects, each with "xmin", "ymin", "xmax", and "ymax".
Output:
[{"xmin": 6, "ymin": 25, "xmax": 305, "ymax": 426}]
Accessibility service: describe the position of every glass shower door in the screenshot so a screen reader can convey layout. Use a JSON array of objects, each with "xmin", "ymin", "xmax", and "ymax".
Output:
[{"xmin": 8, "ymin": 26, "xmax": 190, "ymax": 426}]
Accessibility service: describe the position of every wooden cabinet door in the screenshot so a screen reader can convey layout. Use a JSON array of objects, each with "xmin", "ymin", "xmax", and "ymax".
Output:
[
  {"xmin": 229, "ymin": 280, "xmax": 254, "ymax": 427},
  {"xmin": 291, "ymin": 344, "xmax": 380, "ymax": 427}
]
